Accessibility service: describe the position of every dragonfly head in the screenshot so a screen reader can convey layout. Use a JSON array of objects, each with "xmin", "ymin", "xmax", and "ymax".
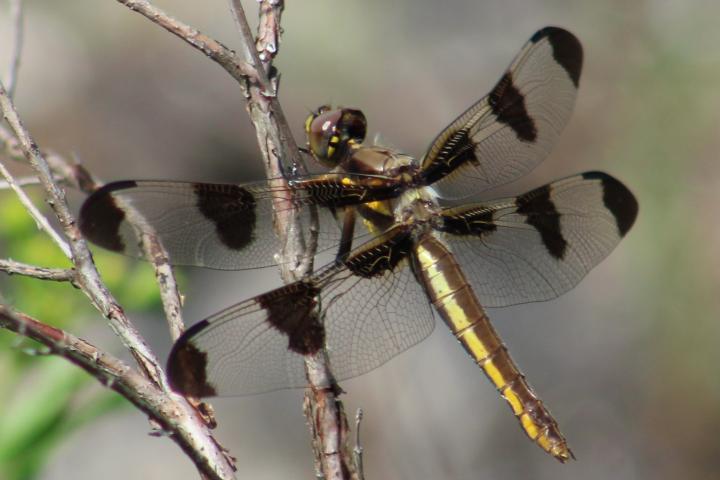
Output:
[{"xmin": 305, "ymin": 106, "xmax": 367, "ymax": 168}]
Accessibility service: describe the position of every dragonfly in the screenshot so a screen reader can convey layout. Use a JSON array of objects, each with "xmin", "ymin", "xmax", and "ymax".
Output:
[{"xmin": 79, "ymin": 27, "xmax": 638, "ymax": 462}]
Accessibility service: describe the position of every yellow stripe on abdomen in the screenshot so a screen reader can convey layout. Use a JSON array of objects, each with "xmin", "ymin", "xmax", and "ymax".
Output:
[{"xmin": 414, "ymin": 235, "xmax": 573, "ymax": 462}]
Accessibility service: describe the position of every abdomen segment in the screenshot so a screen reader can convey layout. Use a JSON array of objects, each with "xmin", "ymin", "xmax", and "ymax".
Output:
[{"xmin": 413, "ymin": 235, "xmax": 573, "ymax": 462}]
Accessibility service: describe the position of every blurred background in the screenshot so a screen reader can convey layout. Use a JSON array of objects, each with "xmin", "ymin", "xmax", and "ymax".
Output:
[{"xmin": 0, "ymin": 0, "xmax": 719, "ymax": 479}]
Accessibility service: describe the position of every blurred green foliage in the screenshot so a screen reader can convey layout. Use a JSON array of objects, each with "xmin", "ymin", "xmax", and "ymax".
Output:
[{"xmin": 0, "ymin": 190, "xmax": 167, "ymax": 480}]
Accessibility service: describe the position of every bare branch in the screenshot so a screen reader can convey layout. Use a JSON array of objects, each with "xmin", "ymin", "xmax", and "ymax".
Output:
[
  {"xmin": 0, "ymin": 259, "xmax": 74, "ymax": 281},
  {"xmin": 0, "ymin": 123, "xmax": 96, "ymax": 192},
  {"xmin": 0, "ymin": 119, "xmax": 187, "ymax": 340},
  {"xmin": 229, "ymin": 2, "xmax": 354, "ymax": 478},
  {"xmin": 140, "ymin": 231, "xmax": 185, "ymax": 342},
  {"xmin": 0, "ymin": 306, "xmax": 236, "ymax": 480},
  {"xmin": 353, "ymin": 409, "xmax": 365, "ymax": 480},
  {"xmin": 227, "ymin": 0, "xmax": 303, "ymax": 175},
  {"xmin": 4, "ymin": 0, "xmax": 24, "ymax": 99},
  {"xmin": 0, "ymin": 175, "xmax": 46, "ymax": 188},
  {"xmin": 0, "ymin": 4, "xmax": 236, "ymax": 477},
  {"xmin": 114, "ymin": 0, "xmax": 256, "ymax": 84},
  {"xmin": 255, "ymin": 0, "xmax": 283, "ymax": 67},
  {"xmin": 0, "ymin": 78, "xmax": 164, "ymax": 388},
  {"xmin": 0, "ymin": 59, "xmax": 230, "ymax": 478}
]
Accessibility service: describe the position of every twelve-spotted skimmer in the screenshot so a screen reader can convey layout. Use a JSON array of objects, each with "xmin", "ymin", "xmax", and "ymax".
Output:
[{"xmin": 79, "ymin": 27, "xmax": 638, "ymax": 462}]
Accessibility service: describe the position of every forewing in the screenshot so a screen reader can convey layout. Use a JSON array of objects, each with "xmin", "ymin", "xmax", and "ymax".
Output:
[
  {"xmin": 79, "ymin": 174, "xmax": 402, "ymax": 270},
  {"xmin": 167, "ymin": 225, "xmax": 435, "ymax": 396},
  {"xmin": 436, "ymin": 172, "xmax": 638, "ymax": 306},
  {"xmin": 419, "ymin": 27, "xmax": 583, "ymax": 198}
]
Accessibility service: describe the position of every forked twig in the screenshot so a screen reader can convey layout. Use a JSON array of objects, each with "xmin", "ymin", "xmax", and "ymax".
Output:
[{"xmin": 0, "ymin": 259, "xmax": 74, "ymax": 282}]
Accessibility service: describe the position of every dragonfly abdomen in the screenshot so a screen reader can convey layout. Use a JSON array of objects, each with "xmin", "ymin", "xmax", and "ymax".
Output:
[{"xmin": 413, "ymin": 235, "xmax": 573, "ymax": 462}]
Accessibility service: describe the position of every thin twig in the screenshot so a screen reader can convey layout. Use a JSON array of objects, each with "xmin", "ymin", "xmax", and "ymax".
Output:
[
  {"xmin": 0, "ymin": 259, "xmax": 75, "ymax": 281},
  {"xmin": 0, "ymin": 79, "xmax": 162, "ymax": 388},
  {"xmin": 0, "ymin": 156, "xmax": 72, "ymax": 258},
  {"xmin": 0, "ymin": 123, "xmax": 90, "ymax": 191},
  {"xmin": 0, "ymin": 175, "xmax": 47, "ymax": 188},
  {"xmin": 353, "ymin": 409, "xmax": 365, "ymax": 480},
  {"xmin": 5, "ymin": 0, "xmax": 24, "ymax": 99},
  {"xmin": 0, "ymin": 306, "xmax": 236, "ymax": 480},
  {"xmin": 115, "ymin": 0, "xmax": 256, "ymax": 84},
  {"xmin": 140, "ymin": 231, "xmax": 185, "ymax": 342},
  {"xmin": 0, "ymin": 120, "xmax": 185, "ymax": 335}
]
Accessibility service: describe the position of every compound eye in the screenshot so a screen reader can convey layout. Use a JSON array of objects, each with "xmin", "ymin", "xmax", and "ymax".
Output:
[
  {"xmin": 307, "ymin": 108, "xmax": 344, "ymax": 167},
  {"xmin": 338, "ymin": 109, "xmax": 367, "ymax": 145}
]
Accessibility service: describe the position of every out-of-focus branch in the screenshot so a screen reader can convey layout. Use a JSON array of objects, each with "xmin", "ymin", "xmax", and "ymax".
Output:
[
  {"xmin": 0, "ymin": 259, "xmax": 75, "ymax": 282},
  {"xmin": 0, "ymin": 80, "xmax": 161, "ymax": 379},
  {"xmin": 4, "ymin": 0, "xmax": 24, "ymax": 99},
  {"xmin": 0, "ymin": 158, "xmax": 71, "ymax": 257},
  {"xmin": 0, "ymin": 124, "xmax": 85, "ymax": 190},
  {"xmin": 0, "ymin": 73, "xmax": 236, "ymax": 476},
  {"xmin": 0, "ymin": 175, "xmax": 48, "ymax": 188},
  {"xmin": 0, "ymin": 3, "xmax": 234, "ymax": 477},
  {"xmin": 0, "ymin": 306, "xmax": 235, "ymax": 480}
]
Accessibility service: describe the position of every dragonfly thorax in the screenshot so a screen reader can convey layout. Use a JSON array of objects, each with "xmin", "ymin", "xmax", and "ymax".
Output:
[
  {"xmin": 342, "ymin": 146, "xmax": 417, "ymax": 179},
  {"xmin": 393, "ymin": 187, "xmax": 441, "ymax": 226}
]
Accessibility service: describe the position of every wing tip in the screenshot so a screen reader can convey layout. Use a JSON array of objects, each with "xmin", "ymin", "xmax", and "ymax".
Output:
[
  {"xmin": 582, "ymin": 171, "xmax": 639, "ymax": 237},
  {"xmin": 167, "ymin": 320, "xmax": 218, "ymax": 397},
  {"xmin": 531, "ymin": 26, "xmax": 583, "ymax": 88},
  {"xmin": 79, "ymin": 180, "xmax": 138, "ymax": 252}
]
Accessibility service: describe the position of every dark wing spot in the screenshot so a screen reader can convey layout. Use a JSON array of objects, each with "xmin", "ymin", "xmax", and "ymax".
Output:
[
  {"xmin": 167, "ymin": 320, "xmax": 218, "ymax": 397},
  {"xmin": 259, "ymin": 283, "xmax": 325, "ymax": 355},
  {"xmin": 79, "ymin": 180, "xmax": 138, "ymax": 252},
  {"xmin": 439, "ymin": 208, "xmax": 497, "ymax": 236},
  {"xmin": 516, "ymin": 185, "xmax": 567, "ymax": 260},
  {"xmin": 419, "ymin": 129, "xmax": 479, "ymax": 186},
  {"xmin": 344, "ymin": 227, "xmax": 414, "ymax": 278},
  {"xmin": 531, "ymin": 27, "xmax": 583, "ymax": 87},
  {"xmin": 488, "ymin": 73, "xmax": 537, "ymax": 142},
  {"xmin": 582, "ymin": 171, "xmax": 638, "ymax": 237},
  {"xmin": 194, "ymin": 184, "xmax": 256, "ymax": 251}
]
